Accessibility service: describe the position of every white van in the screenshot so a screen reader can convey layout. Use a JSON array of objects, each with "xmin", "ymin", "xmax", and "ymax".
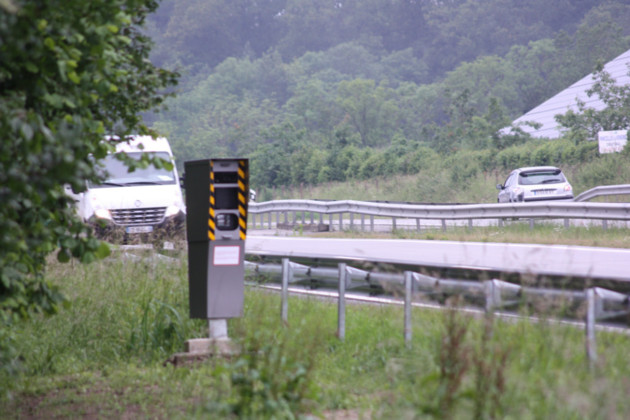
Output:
[{"xmin": 75, "ymin": 135, "xmax": 186, "ymax": 241}]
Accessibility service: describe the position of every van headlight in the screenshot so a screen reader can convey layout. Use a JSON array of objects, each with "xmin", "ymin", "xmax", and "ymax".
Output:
[{"xmin": 94, "ymin": 208, "xmax": 112, "ymax": 220}]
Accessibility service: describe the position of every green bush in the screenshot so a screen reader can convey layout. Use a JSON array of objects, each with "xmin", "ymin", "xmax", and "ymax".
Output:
[
  {"xmin": 572, "ymin": 153, "xmax": 630, "ymax": 190},
  {"xmin": 397, "ymin": 145, "xmax": 440, "ymax": 174},
  {"xmin": 495, "ymin": 143, "xmax": 533, "ymax": 169},
  {"xmin": 217, "ymin": 293, "xmax": 325, "ymax": 419},
  {"xmin": 446, "ymin": 151, "xmax": 486, "ymax": 185},
  {"xmin": 358, "ymin": 152, "xmax": 389, "ymax": 179}
]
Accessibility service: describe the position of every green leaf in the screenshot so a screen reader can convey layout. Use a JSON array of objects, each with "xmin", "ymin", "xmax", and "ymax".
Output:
[
  {"xmin": 57, "ymin": 249, "xmax": 70, "ymax": 263},
  {"xmin": 68, "ymin": 71, "xmax": 80, "ymax": 84},
  {"xmin": 94, "ymin": 241, "xmax": 111, "ymax": 259},
  {"xmin": 44, "ymin": 37, "xmax": 55, "ymax": 49},
  {"xmin": 43, "ymin": 92, "xmax": 62, "ymax": 107},
  {"xmin": 25, "ymin": 62, "xmax": 39, "ymax": 73}
]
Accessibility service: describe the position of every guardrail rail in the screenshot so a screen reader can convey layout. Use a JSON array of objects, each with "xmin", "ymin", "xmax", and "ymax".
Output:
[
  {"xmin": 249, "ymin": 199, "xmax": 630, "ymax": 232},
  {"xmin": 245, "ymin": 256, "xmax": 630, "ymax": 368}
]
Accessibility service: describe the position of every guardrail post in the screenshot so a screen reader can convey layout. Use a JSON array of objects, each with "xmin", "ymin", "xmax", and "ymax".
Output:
[
  {"xmin": 361, "ymin": 214, "xmax": 365, "ymax": 231},
  {"xmin": 441, "ymin": 219, "xmax": 446, "ymax": 231},
  {"xmin": 339, "ymin": 213, "xmax": 343, "ymax": 230},
  {"xmin": 281, "ymin": 258, "xmax": 291, "ymax": 324},
  {"xmin": 392, "ymin": 217, "xmax": 397, "ymax": 231},
  {"xmin": 468, "ymin": 219, "xmax": 473, "ymax": 230},
  {"xmin": 310, "ymin": 212, "xmax": 314, "ymax": 225},
  {"xmin": 585, "ymin": 288, "xmax": 597, "ymax": 367},
  {"xmin": 485, "ymin": 280, "xmax": 496, "ymax": 312},
  {"xmin": 251, "ymin": 214, "xmax": 256, "ymax": 228},
  {"xmin": 602, "ymin": 220, "xmax": 608, "ymax": 230},
  {"xmin": 329, "ymin": 214, "xmax": 333, "ymax": 230},
  {"xmin": 529, "ymin": 219, "xmax": 534, "ymax": 230},
  {"xmin": 498, "ymin": 218, "xmax": 504, "ymax": 228},
  {"xmin": 564, "ymin": 218, "xmax": 569, "ymax": 229},
  {"xmin": 319, "ymin": 213, "xmax": 323, "ymax": 226},
  {"xmin": 584, "ymin": 287, "xmax": 630, "ymax": 369},
  {"xmin": 404, "ymin": 271, "xmax": 413, "ymax": 346},
  {"xmin": 350, "ymin": 213, "xmax": 354, "ymax": 230},
  {"xmin": 337, "ymin": 263, "xmax": 347, "ymax": 341},
  {"xmin": 484, "ymin": 279, "xmax": 521, "ymax": 313},
  {"xmin": 416, "ymin": 218, "xmax": 421, "ymax": 232},
  {"xmin": 370, "ymin": 215, "xmax": 374, "ymax": 232}
]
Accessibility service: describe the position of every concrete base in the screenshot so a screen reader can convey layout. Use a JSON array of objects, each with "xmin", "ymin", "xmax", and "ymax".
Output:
[{"xmin": 164, "ymin": 338, "xmax": 240, "ymax": 367}]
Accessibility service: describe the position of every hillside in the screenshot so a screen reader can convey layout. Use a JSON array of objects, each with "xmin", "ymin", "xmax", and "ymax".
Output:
[{"xmin": 144, "ymin": 0, "xmax": 630, "ymax": 193}]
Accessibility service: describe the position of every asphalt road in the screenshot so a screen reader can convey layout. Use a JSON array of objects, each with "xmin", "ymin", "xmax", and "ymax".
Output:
[{"xmin": 245, "ymin": 236, "xmax": 630, "ymax": 282}]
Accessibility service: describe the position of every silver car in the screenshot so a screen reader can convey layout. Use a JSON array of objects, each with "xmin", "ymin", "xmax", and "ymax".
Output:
[{"xmin": 496, "ymin": 166, "xmax": 573, "ymax": 203}]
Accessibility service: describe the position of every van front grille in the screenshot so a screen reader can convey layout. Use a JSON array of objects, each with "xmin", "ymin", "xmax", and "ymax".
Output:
[{"xmin": 111, "ymin": 207, "xmax": 166, "ymax": 226}]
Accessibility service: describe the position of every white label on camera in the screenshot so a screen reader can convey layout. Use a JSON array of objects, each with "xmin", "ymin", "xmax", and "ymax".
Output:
[{"xmin": 213, "ymin": 245, "xmax": 240, "ymax": 266}]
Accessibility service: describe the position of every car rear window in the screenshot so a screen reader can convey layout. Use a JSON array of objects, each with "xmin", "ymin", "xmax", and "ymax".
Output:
[{"xmin": 518, "ymin": 170, "xmax": 565, "ymax": 185}]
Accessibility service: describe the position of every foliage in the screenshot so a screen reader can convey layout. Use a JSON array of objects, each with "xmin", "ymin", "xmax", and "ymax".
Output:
[
  {"xmin": 4, "ymin": 255, "xmax": 630, "ymax": 417},
  {"xmin": 148, "ymin": 0, "xmax": 621, "ymax": 84},
  {"xmin": 148, "ymin": 0, "xmax": 630, "ymax": 192},
  {"xmin": 216, "ymin": 300, "xmax": 324, "ymax": 419},
  {"xmin": 0, "ymin": 0, "xmax": 177, "ymax": 374},
  {"xmin": 556, "ymin": 64, "xmax": 630, "ymax": 141},
  {"xmin": 572, "ymin": 152, "xmax": 630, "ymax": 189}
]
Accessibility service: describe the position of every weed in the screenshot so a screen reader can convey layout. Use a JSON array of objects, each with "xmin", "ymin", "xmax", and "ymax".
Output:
[
  {"xmin": 4, "ymin": 255, "xmax": 630, "ymax": 418},
  {"xmin": 208, "ymin": 294, "xmax": 326, "ymax": 419},
  {"xmin": 434, "ymin": 298, "xmax": 472, "ymax": 418},
  {"xmin": 469, "ymin": 314, "xmax": 510, "ymax": 420},
  {"xmin": 127, "ymin": 298, "xmax": 188, "ymax": 361},
  {"xmin": 406, "ymin": 298, "xmax": 512, "ymax": 419}
]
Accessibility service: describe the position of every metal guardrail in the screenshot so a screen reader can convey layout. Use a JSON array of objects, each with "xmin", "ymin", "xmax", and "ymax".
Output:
[
  {"xmin": 574, "ymin": 184, "xmax": 630, "ymax": 202},
  {"xmin": 249, "ymin": 199, "xmax": 630, "ymax": 231},
  {"xmin": 245, "ymin": 257, "xmax": 630, "ymax": 367}
]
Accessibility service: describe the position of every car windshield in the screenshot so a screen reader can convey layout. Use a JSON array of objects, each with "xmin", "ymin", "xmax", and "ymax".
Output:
[
  {"xmin": 90, "ymin": 152, "xmax": 175, "ymax": 188},
  {"xmin": 518, "ymin": 170, "xmax": 565, "ymax": 185}
]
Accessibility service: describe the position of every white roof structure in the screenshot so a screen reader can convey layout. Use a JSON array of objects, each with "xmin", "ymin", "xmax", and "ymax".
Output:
[{"xmin": 508, "ymin": 48, "xmax": 630, "ymax": 139}]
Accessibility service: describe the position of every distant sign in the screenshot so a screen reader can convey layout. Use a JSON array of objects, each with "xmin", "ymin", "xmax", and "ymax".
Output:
[{"xmin": 598, "ymin": 130, "xmax": 628, "ymax": 154}]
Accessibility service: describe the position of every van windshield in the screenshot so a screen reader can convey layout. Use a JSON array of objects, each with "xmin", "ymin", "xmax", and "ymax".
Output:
[{"xmin": 90, "ymin": 152, "xmax": 176, "ymax": 188}]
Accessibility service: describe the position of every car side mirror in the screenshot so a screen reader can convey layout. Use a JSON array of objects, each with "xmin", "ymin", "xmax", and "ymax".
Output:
[
  {"xmin": 496, "ymin": 183, "xmax": 503, "ymax": 190},
  {"xmin": 179, "ymin": 173, "xmax": 185, "ymax": 189}
]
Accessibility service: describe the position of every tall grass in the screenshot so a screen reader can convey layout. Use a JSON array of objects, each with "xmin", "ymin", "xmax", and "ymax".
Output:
[
  {"xmin": 272, "ymin": 153, "xmax": 630, "ymax": 204},
  {"xmin": 2, "ymin": 252, "xmax": 630, "ymax": 418},
  {"xmin": 14, "ymin": 252, "xmax": 201, "ymax": 377}
]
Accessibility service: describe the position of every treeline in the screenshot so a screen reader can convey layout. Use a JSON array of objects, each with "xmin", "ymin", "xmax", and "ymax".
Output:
[
  {"xmin": 148, "ymin": 0, "xmax": 626, "ymax": 83},
  {"xmin": 145, "ymin": 0, "xmax": 630, "ymax": 189},
  {"xmin": 250, "ymin": 136, "xmax": 601, "ymax": 192}
]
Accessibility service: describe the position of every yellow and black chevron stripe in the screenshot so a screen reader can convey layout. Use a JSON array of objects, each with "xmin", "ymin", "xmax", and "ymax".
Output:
[
  {"xmin": 208, "ymin": 161, "xmax": 216, "ymax": 241},
  {"xmin": 237, "ymin": 159, "xmax": 248, "ymax": 240}
]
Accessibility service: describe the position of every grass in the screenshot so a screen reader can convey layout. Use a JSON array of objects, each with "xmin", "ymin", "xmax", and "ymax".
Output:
[
  {"xmin": 2, "ymin": 247, "xmax": 630, "ymax": 419},
  {"xmin": 265, "ymin": 163, "xmax": 630, "ymax": 205},
  {"xmin": 275, "ymin": 222, "xmax": 630, "ymax": 249}
]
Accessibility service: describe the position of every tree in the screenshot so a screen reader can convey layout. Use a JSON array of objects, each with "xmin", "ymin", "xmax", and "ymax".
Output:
[
  {"xmin": 336, "ymin": 79, "xmax": 397, "ymax": 147},
  {"xmin": 0, "ymin": 0, "xmax": 178, "ymax": 373},
  {"xmin": 556, "ymin": 65, "xmax": 630, "ymax": 143}
]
